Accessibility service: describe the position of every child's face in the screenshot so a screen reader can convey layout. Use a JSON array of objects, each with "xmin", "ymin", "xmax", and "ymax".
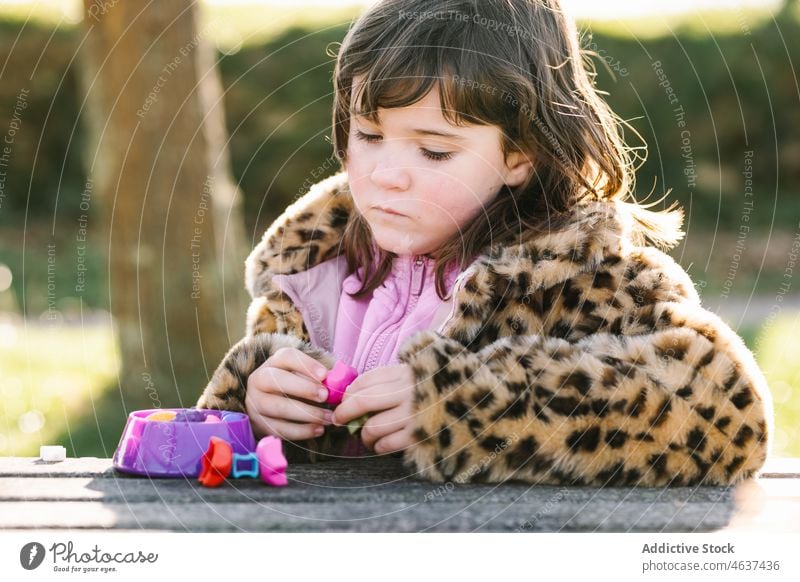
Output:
[{"xmin": 344, "ymin": 81, "xmax": 532, "ymax": 257}]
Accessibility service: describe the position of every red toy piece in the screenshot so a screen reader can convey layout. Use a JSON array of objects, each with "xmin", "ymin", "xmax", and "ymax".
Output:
[{"xmin": 198, "ymin": 436, "xmax": 233, "ymax": 487}]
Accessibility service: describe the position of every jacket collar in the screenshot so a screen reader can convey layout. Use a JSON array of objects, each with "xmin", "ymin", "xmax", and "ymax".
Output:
[{"xmin": 246, "ymin": 170, "xmax": 633, "ymax": 298}]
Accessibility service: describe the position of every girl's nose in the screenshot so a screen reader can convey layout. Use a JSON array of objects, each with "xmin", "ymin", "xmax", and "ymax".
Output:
[{"xmin": 370, "ymin": 160, "xmax": 411, "ymax": 191}]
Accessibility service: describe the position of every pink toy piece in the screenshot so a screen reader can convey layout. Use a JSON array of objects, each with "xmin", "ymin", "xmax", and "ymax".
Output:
[
  {"xmin": 256, "ymin": 436, "xmax": 288, "ymax": 487},
  {"xmin": 322, "ymin": 361, "xmax": 358, "ymax": 406},
  {"xmin": 204, "ymin": 415, "xmax": 222, "ymax": 423}
]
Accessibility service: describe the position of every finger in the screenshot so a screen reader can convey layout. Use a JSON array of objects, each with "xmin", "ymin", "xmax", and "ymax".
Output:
[
  {"xmin": 265, "ymin": 347, "xmax": 329, "ymax": 383},
  {"xmin": 360, "ymin": 408, "xmax": 406, "ymax": 450},
  {"xmin": 257, "ymin": 393, "xmax": 333, "ymax": 426},
  {"xmin": 341, "ymin": 374, "xmax": 366, "ymax": 396},
  {"xmin": 249, "ymin": 365, "xmax": 328, "ymax": 404},
  {"xmin": 333, "ymin": 389, "xmax": 395, "ymax": 425},
  {"xmin": 373, "ymin": 428, "xmax": 413, "ymax": 455},
  {"xmin": 346, "ymin": 365, "xmax": 410, "ymax": 397},
  {"xmin": 250, "ymin": 414, "xmax": 325, "ymax": 442}
]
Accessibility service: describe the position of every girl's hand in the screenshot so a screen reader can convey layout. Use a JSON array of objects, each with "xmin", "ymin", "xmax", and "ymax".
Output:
[
  {"xmin": 244, "ymin": 347, "xmax": 333, "ymax": 441},
  {"xmin": 331, "ymin": 364, "xmax": 417, "ymax": 455}
]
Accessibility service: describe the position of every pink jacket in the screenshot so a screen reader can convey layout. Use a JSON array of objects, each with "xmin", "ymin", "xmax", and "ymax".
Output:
[
  {"xmin": 272, "ymin": 251, "xmax": 468, "ymax": 457},
  {"xmin": 272, "ymin": 254, "xmax": 466, "ymax": 373}
]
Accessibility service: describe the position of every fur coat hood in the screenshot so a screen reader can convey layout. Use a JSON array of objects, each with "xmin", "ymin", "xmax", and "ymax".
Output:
[{"xmin": 197, "ymin": 171, "xmax": 773, "ymax": 487}]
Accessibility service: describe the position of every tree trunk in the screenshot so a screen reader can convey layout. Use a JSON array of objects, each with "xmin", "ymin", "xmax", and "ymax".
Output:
[{"xmin": 80, "ymin": 0, "xmax": 249, "ymax": 408}]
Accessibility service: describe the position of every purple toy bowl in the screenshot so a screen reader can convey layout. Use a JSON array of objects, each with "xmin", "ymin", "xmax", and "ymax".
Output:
[{"xmin": 112, "ymin": 408, "xmax": 256, "ymax": 478}]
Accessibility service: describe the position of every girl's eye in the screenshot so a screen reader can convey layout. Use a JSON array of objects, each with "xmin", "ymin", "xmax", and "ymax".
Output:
[
  {"xmin": 420, "ymin": 149, "xmax": 453, "ymax": 162},
  {"xmin": 354, "ymin": 129, "xmax": 381, "ymax": 143},
  {"xmin": 355, "ymin": 129, "xmax": 453, "ymax": 162}
]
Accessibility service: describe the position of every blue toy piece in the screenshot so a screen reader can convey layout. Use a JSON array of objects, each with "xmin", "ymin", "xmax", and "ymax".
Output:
[
  {"xmin": 231, "ymin": 452, "xmax": 259, "ymax": 479},
  {"xmin": 222, "ymin": 411, "xmax": 243, "ymax": 423}
]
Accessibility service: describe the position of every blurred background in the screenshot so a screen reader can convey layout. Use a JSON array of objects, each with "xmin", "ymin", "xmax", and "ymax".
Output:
[{"xmin": 0, "ymin": 0, "xmax": 798, "ymax": 459}]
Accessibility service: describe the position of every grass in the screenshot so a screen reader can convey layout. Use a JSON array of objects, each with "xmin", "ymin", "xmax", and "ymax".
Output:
[
  {"xmin": 0, "ymin": 309, "xmax": 798, "ymax": 460},
  {"xmin": 751, "ymin": 312, "xmax": 800, "ymax": 459},
  {"xmin": 0, "ymin": 319, "xmax": 119, "ymax": 457}
]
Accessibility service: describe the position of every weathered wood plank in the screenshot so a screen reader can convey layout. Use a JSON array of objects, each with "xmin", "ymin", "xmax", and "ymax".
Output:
[
  {"xmin": 0, "ymin": 457, "xmax": 797, "ymax": 532},
  {"xmin": 0, "ymin": 499, "xmax": 768, "ymax": 532},
  {"xmin": 0, "ymin": 457, "xmax": 116, "ymax": 477},
  {"xmin": 758, "ymin": 457, "xmax": 800, "ymax": 478},
  {"xmin": 0, "ymin": 475, "xmax": 756, "ymax": 504},
  {"xmin": 2, "ymin": 456, "xmax": 796, "ymax": 479},
  {"xmin": 0, "ymin": 456, "xmax": 410, "ymax": 480}
]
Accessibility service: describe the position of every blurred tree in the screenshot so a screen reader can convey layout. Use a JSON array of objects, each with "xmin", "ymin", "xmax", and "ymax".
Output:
[
  {"xmin": 79, "ymin": 0, "xmax": 249, "ymax": 407},
  {"xmin": 780, "ymin": 0, "xmax": 798, "ymax": 15}
]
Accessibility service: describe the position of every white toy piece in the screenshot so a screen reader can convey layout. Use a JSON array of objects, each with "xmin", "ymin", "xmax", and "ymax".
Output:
[{"xmin": 40, "ymin": 445, "xmax": 66, "ymax": 462}]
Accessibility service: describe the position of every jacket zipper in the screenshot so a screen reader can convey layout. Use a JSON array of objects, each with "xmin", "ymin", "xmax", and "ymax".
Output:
[
  {"xmin": 435, "ymin": 264, "xmax": 475, "ymax": 334},
  {"xmin": 361, "ymin": 255, "xmax": 426, "ymax": 371}
]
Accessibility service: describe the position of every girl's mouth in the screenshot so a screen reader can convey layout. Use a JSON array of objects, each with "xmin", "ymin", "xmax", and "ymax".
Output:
[{"xmin": 374, "ymin": 206, "xmax": 407, "ymax": 217}]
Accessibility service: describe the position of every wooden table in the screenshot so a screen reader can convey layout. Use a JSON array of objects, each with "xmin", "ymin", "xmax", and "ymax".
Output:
[{"xmin": 1, "ymin": 456, "xmax": 798, "ymax": 532}]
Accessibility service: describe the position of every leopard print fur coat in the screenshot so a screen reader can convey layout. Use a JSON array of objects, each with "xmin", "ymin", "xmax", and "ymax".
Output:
[{"xmin": 197, "ymin": 171, "xmax": 773, "ymax": 487}]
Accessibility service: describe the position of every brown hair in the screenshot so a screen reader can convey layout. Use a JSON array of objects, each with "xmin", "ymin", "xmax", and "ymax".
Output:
[{"xmin": 329, "ymin": 0, "xmax": 685, "ymax": 300}]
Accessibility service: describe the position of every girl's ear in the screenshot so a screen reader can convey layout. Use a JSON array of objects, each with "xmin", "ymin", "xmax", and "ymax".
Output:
[{"xmin": 503, "ymin": 150, "xmax": 534, "ymax": 188}]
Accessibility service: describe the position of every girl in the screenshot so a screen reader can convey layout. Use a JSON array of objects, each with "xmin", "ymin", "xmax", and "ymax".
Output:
[{"xmin": 197, "ymin": 0, "xmax": 773, "ymax": 486}]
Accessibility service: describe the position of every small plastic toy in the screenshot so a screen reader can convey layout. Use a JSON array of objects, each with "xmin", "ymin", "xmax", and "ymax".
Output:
[
  {"xmin": 113, "ymin": 408, "xmax": 255, "ymax": 477},
  {"xmin": 197, "ymin": 435, "xmax": 288, "ymax": 487},
  {"xmin": 257, "ymin": 436, "xmax": 288, "ymax": 486},
  {"xmin": 322, "ymin": 361, "xmax": 370, "ymax": 435},
  {"xmin": 40, "ymin": 445, "xmax": 66, "ymax": 462},
  {"xmin": 173, "ymin": 409, "xmax": 206, "ymax": 422},
  {"xmin": 198, "ymin": 436, "xmax": 232, "ymax": 487},
  {"xmin": 231, "ymin": 452, "xmax": 260, "ymax": 479},
  {"xmin": 113, "ymin": 359, "xmax": 369, "ymax": 483},
  {"xmin": 145, "ymin": 410, "xmax": 177, "ymax": 422},
  {"xmin": 346, "ymin": 413, "xmax": 371, "ymax": 435},
  {"xmin": 322, "ymin": 361, "xmax": 358, "ymax": 406}
]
